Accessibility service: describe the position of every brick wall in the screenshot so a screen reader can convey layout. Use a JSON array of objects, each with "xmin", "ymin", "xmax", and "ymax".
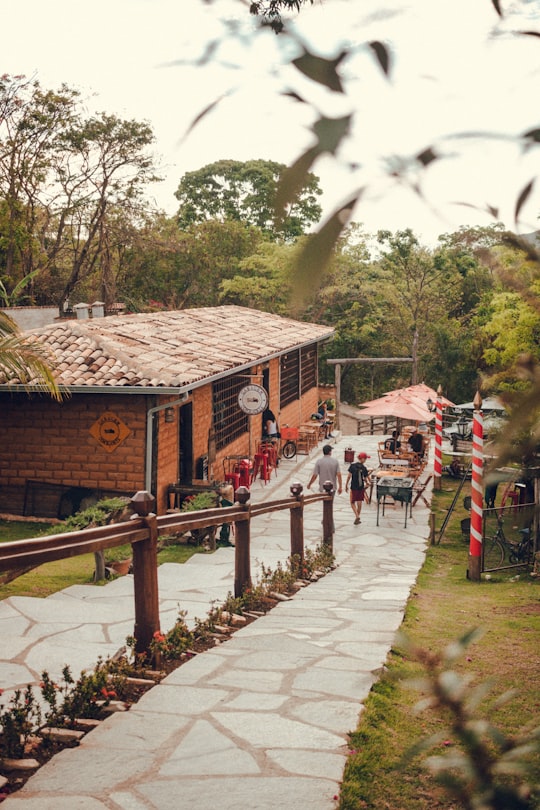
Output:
[
  {"xmin": 0, "ymin": 358, "xmax": 324, "ymax": 517},
  {"xmin": 155, "ymin": 407, "xmax": 178, "ymax": 513},
  {"xmin": 279, "ymin": 387, "xmax": 319, "ymax": 429},
  {"xmin": 192, "ymin": 385, "xmax": 213, "ymax": 470},
  {"xmin": 0, "ymin": 393, "xmax": 149, "ymax": 516}
]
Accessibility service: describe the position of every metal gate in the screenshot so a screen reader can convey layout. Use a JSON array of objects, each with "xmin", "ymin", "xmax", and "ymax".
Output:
[{"xmin": 481, "ymin": 503, "xmax": 537, "ymax": 573}]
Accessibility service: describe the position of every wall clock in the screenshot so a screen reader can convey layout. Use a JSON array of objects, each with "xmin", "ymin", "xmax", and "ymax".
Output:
[{"xmin": 237, "ymin": 384, "xmax": 268, "ymax": 415}]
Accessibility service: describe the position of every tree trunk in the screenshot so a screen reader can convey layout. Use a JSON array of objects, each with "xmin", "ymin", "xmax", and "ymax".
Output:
[{"xmin": 411, "ymin": 327, "xmax": 419, "ymax": 385}]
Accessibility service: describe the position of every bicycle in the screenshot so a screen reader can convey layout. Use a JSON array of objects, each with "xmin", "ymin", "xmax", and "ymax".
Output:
[
  {"xmin": 483, "ymin": 515, "xmax": 532, "ymax": 569},
  {"xmin": 279, "ymin": 426, "xmax": 298, "ymax": 460}
]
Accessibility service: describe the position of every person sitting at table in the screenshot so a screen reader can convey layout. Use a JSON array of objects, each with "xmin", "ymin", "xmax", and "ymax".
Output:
[
  {"xmin": 443, "ymin": 458, "xmax": 462, "ymax": 478},
  {"xmin": 407, "ymin": 427, "xmax": 425, "ymax": 458},
  {"xmin": 311, "ymin": 401, "xmax": 332, "ymax": 438},
  {"xmin": 384, "ymin": 429, "xmax": 401, "ymax": 454}
]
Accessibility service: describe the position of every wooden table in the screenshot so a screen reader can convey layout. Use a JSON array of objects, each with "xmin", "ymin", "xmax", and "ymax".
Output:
[{"xmin": 297, "ymin": 423, "xmax": 320, "ymax": 453}]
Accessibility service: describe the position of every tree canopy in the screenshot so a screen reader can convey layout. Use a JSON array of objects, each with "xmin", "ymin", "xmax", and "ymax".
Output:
[
  {"xmin": 0, "ymin": 74, "xmax": 159, "ymax": 312},
  {"xmin": 174, "ymin": 159, "xmax": 322, "ymax": 242}
]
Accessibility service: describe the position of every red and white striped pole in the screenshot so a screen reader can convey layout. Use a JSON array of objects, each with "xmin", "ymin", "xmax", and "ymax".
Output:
[
  {"xmin": 469, "ymin": 391, "xmax": 483, "ymax": 581},
  {"xmin": 433, "ymin": 384, "xmax": 443, "ymax": 490}
]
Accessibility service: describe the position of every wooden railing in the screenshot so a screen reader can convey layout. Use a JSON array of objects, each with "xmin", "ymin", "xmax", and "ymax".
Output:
[{"xmin": 0, "ymin": 484, "xmax": 335, "ymax": 655}]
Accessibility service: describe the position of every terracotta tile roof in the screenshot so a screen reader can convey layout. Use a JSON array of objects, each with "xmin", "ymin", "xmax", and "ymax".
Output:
[{"xmin": 0, "ymin": 306, "xmax": 334, "ymax": 391}]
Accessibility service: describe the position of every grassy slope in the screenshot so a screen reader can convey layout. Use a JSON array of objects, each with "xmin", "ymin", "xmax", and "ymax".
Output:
[
  {"xmin": 339, "ymin": 479, "xmax": 540, "ymax": 810},
  {"xmin": 0, "ymin": 519, "xmax": 205, "ymax": 598}
]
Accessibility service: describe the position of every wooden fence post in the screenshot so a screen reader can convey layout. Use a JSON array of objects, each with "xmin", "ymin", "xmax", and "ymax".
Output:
[
  {"xmin": 130, "ymin": 491, "xmax": 161, "ymax": 656},
  {"xmin": 429, "ymin": 511, "xmax": 436, "ymax": 545},
  {"xmin": 322, "ymin": 481, "xmax": 335, "ymax": 552},
  {"xmin": 234, "ymin": 486, "xmax": 251, "ymax": 598},
  {"xmin": 290, "ymin": 482, "xmax": 304, "ymax": 566}
]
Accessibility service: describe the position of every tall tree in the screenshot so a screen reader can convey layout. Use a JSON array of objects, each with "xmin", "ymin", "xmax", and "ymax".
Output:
[
  {"xmin": 0, "ymin": 75, "xmax": 159, "ymax": 311},
  {"xmin": 117, "ymin": 218, "xmax": 265, "ymax": 310},
  {"xmin": 375, "ymin": 229, "xmax": 463, "ymax": 385},
  {"xmin": 54, "ymin": 112, "xmax": 158, "ymax": 311},
  {"xmin": 174, "ymin": 159, "xmax": 322, "ymax": 242},
  {"xmin": 0, "ymin": 76, "xmax": 79, "ymax": 295},
  {"xmin": 219, "ymin": 239, "xmax": 297, "ymax": 312}
]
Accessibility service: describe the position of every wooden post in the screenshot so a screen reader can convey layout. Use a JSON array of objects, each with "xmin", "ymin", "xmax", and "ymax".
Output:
[
  {"xmin": 94, "ymin": 551, "xmax": 106, "ymax": 581},
  {"xmin": 429, "ymin": 511, "xmax": 436, "ymax": 545},
  {"xmin": 289, "ymin": 482, "xmax": 304, "ymax": 565},
  {"xmin": 234, "ymin": 486, "xmax": 251, "ymax": 598},
  {"xmin": 334, "ymin": 363, "xmax": 341, "ymax": 431},
  {"xmin": 322, "ymin": 481, "xmax": 335, "ymax": 552},
  {"xmin": 130, "ymin": 491, "xmax": 161, "ymax": 657}
]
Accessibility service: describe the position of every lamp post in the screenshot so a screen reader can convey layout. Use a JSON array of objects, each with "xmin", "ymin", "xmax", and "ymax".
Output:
[
  {"xmin": 427, "ymin": 385, "xmax": 443, "ymax": 491},
  {"xmin": 456, "ymin": 416, "xmax": 469, "ymax": 438},
  {"xmin": 468, "ymin": 391, "xmax": 484, "ymax": 581}
]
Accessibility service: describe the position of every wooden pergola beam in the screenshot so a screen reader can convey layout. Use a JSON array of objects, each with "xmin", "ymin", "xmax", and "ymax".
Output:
[
  {"xmin": 326, "ymin": 357, "xmax": 413, "ymax": 430},
  {"xmin": 327, "ymin": 358, "xmax": 413, "ymax": 365}
]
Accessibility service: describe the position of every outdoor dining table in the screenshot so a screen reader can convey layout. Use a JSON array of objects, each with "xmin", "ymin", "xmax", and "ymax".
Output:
[{"xmin": 375, "ymin": 475, "xmax": 415, "ymax": 528}]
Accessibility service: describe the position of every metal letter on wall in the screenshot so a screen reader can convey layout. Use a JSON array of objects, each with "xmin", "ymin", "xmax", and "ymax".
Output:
[{"xmin": 90, "ymin": 411, "xmax": 131, "ymax": 453}]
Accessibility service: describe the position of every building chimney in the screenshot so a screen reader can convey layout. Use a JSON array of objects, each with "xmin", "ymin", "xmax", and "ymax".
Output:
[
  {"xmin": 91, "ymin": 301, "xmax": 105, "ymax": 318},
  {"xmin": 74, "ymin": 303, "xmax": 90, "ymax": 320}
]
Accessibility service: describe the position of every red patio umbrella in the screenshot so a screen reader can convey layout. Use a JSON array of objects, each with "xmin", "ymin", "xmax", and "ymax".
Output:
[
  {"xmin": 356, "ymin": 390, "xmax": 433, "ymax": 423},
  {"xmin": 399, "ymin": 383, "xmax": 455, "ymax": 409}
]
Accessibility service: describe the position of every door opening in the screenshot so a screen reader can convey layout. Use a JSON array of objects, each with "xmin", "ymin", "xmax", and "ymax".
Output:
[
  {"xmin": 179, "ymin": 402, "xmax": 193, "ymax": 483},
  {"xmin": 262, "ymin": 367, "xmax": 270, "ymax": 401}
]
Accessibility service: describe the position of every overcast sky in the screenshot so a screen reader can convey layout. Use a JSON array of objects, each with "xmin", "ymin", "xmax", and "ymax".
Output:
[{"xmin": 4, "ymin": 0, "xmax": 540, "ymax": 245}]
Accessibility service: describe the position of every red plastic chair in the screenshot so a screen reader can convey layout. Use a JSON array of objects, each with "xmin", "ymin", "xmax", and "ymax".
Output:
[
  {"xmin": 252, "ymin": 452, "xmax": 270, "ymax": 483},
  {"xmin": 500, "ymin": 481, "xmax": 519, "ymax": 514}
]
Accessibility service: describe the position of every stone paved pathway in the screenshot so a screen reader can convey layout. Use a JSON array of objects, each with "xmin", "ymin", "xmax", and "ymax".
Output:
[{"xmin": 0, "ymin": 434, "xmax": 433, "ymax": 809}]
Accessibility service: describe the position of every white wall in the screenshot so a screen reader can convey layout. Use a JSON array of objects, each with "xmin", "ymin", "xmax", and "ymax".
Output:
[{"xmin": 1, "ymin": 307, "xmax": 59, "ymax": 330}]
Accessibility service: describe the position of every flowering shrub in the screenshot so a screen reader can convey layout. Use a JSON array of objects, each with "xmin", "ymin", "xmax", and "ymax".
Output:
[
  {"xmin": 0, "ymin": 685, "xmax": 41, "ymax": 758},
  {"xmin": 40, "ymin": 662, "xmax": 114, "ymax": 727},
  {"xmin": 148, "ymin": 610, "xmax": 194, "ymax": 662},
  {"xmin": 303, "ymin": 543, "xmax": 335, "ymax": 574}
]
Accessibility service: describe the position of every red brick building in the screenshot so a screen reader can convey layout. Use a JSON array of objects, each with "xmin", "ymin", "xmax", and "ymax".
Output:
[{"xmin": 0, "ymin": 306, "xmax": 334, "ymax": 517}]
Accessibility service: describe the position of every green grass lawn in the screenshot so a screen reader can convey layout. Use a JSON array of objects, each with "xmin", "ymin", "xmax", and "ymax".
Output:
[
  {"xmin": 0, "ymin": 519, "xmax": 206, "ymax": 599},
  {"xmin": 339, "ymin": 475, "xmax": 540, "ymax": 809},
  {"xmin": 0, "ymin": 518, "xmax": 52, "ymax": 542}
]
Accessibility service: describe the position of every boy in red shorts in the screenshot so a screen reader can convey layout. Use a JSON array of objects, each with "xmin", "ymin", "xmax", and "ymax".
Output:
[{"xmin": 345, "ymin": 451, "xmax": 371, "ymax": 524}]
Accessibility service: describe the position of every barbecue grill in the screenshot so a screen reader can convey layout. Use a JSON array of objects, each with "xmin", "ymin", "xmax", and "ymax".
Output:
[{"xmin": 376, "ymin": 476, "xmax": 414, "ymax": 528}]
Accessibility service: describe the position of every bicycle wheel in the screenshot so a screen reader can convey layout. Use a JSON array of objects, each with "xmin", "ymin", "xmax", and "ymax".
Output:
[
  {"xmin": 483, "ymin": 536, "xmax": 505, "ymax": 570},
  {"xmin": 282, "ymin": 440, "xmax": 296, "ymax": 460}
]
